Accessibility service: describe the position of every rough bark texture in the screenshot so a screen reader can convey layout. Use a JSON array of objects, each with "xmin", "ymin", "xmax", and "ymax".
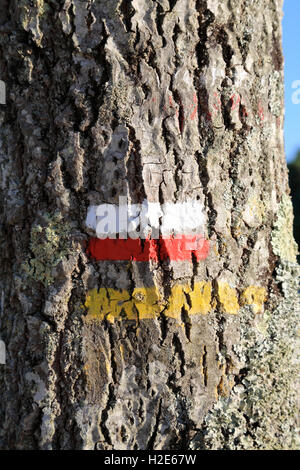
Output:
[{"xmin": 0, "ymin": 0, "xmax": 299, "ymax": 450}]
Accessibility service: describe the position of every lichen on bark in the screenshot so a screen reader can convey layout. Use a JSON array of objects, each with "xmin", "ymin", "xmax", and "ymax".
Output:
[
  {"xmin": 271, "ymin": 193, "xmax": 298, "ymax": 263},
  {"xmin": 22, "ymin": 213, "xmax": 73, "ymax": 286}
]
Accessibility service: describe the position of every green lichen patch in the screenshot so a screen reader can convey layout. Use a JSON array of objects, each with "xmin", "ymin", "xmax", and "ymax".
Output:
[
  {"xmin": 22, "ymin": 213, "xmax": 73, "ymax": 286},
  {"xmin": 272, "ymin": 193, "xmax": 298, "ymax": 263}
]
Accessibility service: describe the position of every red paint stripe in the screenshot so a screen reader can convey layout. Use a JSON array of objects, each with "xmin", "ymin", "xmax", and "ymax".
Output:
[{"xmin": 87, "ymin": 235, "xmax": 209, "ymax": 262}]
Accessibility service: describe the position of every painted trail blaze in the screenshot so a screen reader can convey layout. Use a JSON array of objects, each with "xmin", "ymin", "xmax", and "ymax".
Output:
[
  {"xmin": 85, "ymin": 199, "xmax": 210, "ymax": 262},
  {"xmin": 85, "ymin": 282, "xmax": 267, "ymax": 322},
  {"xmin": 84, "ymin": 200, "xmax": 267, "ymax": 321}
]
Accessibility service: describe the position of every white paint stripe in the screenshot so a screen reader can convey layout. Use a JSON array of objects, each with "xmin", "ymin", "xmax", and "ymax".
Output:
[{"xmin": 86, "ymin": 200, "xmax": 206, "ymax": 239}]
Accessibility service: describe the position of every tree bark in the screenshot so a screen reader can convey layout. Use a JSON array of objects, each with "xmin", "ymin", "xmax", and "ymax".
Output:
[{"xmin": 0, "ymin": 0, "xmax": 299, "ymax": 450}]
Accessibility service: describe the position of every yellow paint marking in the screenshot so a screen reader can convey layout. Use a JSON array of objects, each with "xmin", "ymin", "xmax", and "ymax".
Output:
[
  {"xmin": 241, "ymin": 286, "xmax": 267, "ymax": 314},
  {"xmin": 104, "ymin": 357, "xmax": 111, "ymax": 377},
  {"xmin": 85, "ymin": 288, "xmax": 135, "ymax": 322},
  {"xmin": 119, "ymin": 344, "xmax": 125, "ymax": 361},
  {"xmin": 85, "ymin": 288, "xmax": 108, "ymax": 318},
  {"xmin": 216, "ymin": 282, "xmax": 239, "ymax": 315},
  {"xmin": 185, "ymin": 281, "xmax": 212, "ymax": 315},
  {"xmin": 84, "ymin": 282, "xmax": 266, "ymax": 322},
  {"xmin": 164, "ymin": 285, "xmax": 187, "ymax": 320},
  {"xmin": 132, "ymin": 286, "xmax": 164, "ymax": 319}
]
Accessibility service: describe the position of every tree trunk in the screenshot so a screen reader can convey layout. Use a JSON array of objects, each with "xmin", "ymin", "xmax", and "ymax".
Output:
[{"xmin": 0, "ymin": 0, "xmax": 299, "ymax": 450}]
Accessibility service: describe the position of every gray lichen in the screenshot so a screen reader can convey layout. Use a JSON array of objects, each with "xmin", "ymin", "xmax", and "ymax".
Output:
[
  {"xmin": 272, "ymin": 193, "xmax": 298, "ymax": 263},
  {"xmin": 268, "ymin": 71, "xmax": 283, "ymax": 117},
  {"xmin": 22, "ymin": 213, "xmax": 73, "ymax": 286}
]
